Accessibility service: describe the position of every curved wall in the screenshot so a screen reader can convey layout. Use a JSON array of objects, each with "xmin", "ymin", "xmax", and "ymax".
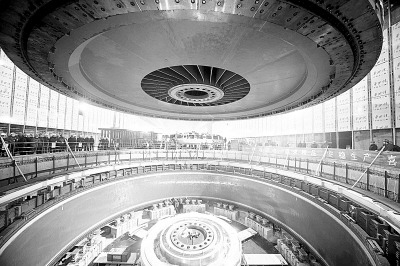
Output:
[{"xmin": 0, "ymin": 172, "xmax": 371, "ymax": 266}]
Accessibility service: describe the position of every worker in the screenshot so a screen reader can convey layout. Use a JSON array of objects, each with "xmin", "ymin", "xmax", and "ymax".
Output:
[{"xmin": 369, "ymin": 141, "xmax": 378, "ymax": 151}]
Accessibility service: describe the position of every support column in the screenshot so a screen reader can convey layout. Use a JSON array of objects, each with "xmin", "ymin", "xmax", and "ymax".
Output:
[
  {"xmin": 368, "ymin": 71, "xmax": 373, "ymax": 142},
  {"xmin": 335, "ymin": 97, "xmax": 340, "ymax": 148},
  {"xmin": 388, "ymin": 3, "xmax": 397, "ymax": 144},
  {"xmin": 9, "ymin": 65, "xmax": 16, "ymax": 134}
]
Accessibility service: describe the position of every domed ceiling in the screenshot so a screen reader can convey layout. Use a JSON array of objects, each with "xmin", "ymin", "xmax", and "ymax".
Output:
[{"xmin": 0, "ymin": 0, "xmax": 383, "ymax": 120}]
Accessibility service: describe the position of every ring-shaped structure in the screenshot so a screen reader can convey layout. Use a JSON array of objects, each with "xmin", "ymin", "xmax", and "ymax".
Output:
[
  {"xmin": 0, "ymin": 0, "xmax": 383, "ymax": 120},
  {"xmin": 141, "ymin": 212, "xmax": 242, "ymax": 266}
]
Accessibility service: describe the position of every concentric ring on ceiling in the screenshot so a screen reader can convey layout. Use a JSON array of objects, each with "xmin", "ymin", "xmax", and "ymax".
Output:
[{"xmin": 141, "ymin": 65, "xmax": 250, "ymax": 106}]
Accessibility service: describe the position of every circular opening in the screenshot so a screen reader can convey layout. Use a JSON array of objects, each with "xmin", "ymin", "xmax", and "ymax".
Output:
[
  {"xmin": 184, "ymin": 90, "xmax": 209, "ymax": 99},
  {"xmin": 142, "ymin": 65, "xmax": 248, "ymax": 105}
]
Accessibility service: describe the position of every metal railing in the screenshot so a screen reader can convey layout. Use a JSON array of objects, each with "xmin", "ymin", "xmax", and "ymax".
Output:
[
  {"xmin": 0, "ymin": 141, "xmax": 226, "ymax": 156},
  {"xmin": 0, "ymin": 149, "xmax": 399, "ymax": 203},
  {"xmin": 1, "ymin": 141, "xmax": 96, "ymax": 156}
]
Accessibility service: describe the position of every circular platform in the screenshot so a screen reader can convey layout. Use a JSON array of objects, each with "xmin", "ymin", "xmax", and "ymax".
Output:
[
  {"xmin": 140, "ymin": 212, "xmax": 242, "ymax": 266},
  {"xmin": 0, "ymin": 0, "xmax": 383, "ymax": 120}
]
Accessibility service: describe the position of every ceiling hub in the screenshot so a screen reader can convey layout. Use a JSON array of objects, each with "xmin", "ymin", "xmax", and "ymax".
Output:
[
  {"xmin": 168, "ymin": 84, "xmax": 224, "ymax": 104},
  {"xmin": 142, "ymin": 65, "xmax": 250, "ymax": 106}
]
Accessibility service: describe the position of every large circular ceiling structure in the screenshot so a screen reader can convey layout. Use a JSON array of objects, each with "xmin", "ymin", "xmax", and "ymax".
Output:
[{"xmin": 0, "ymin": 0, "xmax": 383, "ymax": 120}]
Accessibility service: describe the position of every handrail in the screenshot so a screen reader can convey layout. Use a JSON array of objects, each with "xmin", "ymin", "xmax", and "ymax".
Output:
[
  {"xmin": 1, "ymin": 159, "xmax": 399, "ymax": 227},
  {"xmin": 0, "ymin": 149, "xmax": 399, "ymax": 205}
]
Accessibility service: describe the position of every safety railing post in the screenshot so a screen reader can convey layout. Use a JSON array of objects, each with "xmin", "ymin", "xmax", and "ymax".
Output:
[
  {"xmin": 306, "ymin": 159, "xmax": 309, "ymax": 174},
  {"xmin": 333, "ymin": 162, "xmax": 336, "ymax": 181},
  {"xmin": 95, "ymin": 153, "xmax": 98, "ymax": 165},
  {"xmin": 320, "ymin": 161, "xmax": 323, "ymax": 177},
  {"xmin": 52, "ymin": 155, "xmax": 55, "ymax": 174},
  {"xmin": 275, "ymin": 156, "xmax": 278, "ymax": 168},
  {"xmin": 35, "ymin": 157, "xmax": 38, "ymax": 178},
  {"xmin": 366, "ymin": 167, "xmax": 370, "ymax": 191},
  {"xmin": 114, "ymin": 151, "xmax": 117, "ymax": 164},
  {"xmin": 384, "ymin": 171, "xmax": 388, "ymax": 198},
  {"xmin": 294, "ymin": 157, "xmax": 297, "ymax": 171},
  {"xmin": 397, "ymin": 174, "xmax": 400, "ymax": 203},
  {"xmin": 12, "ymin": 160, "xmax": 16, "ymax": 182},
  {"xmin": 85, "ymin": 153, "xmax": 88, "ymax": 167},
  {"xmin": 345, "ymin": 163, "xmax": 348, "ymax": 184}
]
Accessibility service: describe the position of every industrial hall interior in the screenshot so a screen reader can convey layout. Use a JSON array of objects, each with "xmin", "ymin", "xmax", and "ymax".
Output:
[{"xmin": 1, "ymin": 0, "xmax": 400, "ymax": 266}]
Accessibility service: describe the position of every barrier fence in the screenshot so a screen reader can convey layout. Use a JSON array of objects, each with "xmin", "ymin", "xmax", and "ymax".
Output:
[
  {"xmin": 0, "ymin": 148, "xmax": 399, "ymax": 203},
  {"xmin": 0, "ymin": 141, "xmax": 225, "ymax": 157}
]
